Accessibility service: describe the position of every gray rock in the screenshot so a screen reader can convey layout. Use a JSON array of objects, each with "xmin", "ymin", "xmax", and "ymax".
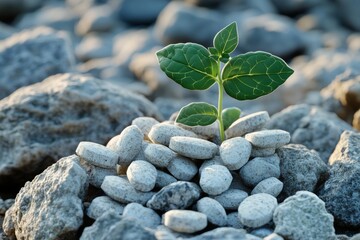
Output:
[
  {"xmin": 144, "ymin": 143, "xmax": 176, "ymax": 168},
  {"xmin": 3, "ymin": 155, "xmax": 88, "ymax": 240},
  {"xmin": 76, "ymin": 141, "xmax": 119, "ymax": 168},
  {"xmin": 238, "ymin": 193, "xmax": 278, "ymax": 228},
  {"xmin": 167, "ymin": 155, "xmax": 198, "ymax": 181},
  {"xmin": 274, "ymin": 191, "xmax": 336, "ymax": 240},
  {"xmin": 196, "ymin": 197, "xmax": 227, "ymax": 226},
  {"xmin": 250, "ymin": 228, "xmax": 274, "ymax": 238},
  {"xmin": 187, "ymin": 227, "xmax": 247, "ymax": 240},
  {"xmin": 251, "ymin": 147, "xmax": 276, "ymax": 157},
  {"xmin": 148, "ymin": 123, "xmax": 197, "ymax": 146},
  {"xmin": 276, "ymin": 144, "xmax": 328, "ymax": 198},
  {"xmin": 271, "ymin": 0, "xmax": 323, "ymax": 14},
  {"xmin": 0, "ymin": 73, "xmax": 160, "ymax": 189},
  {"xmin": 155, "ymin": 2, "xmax": 222, "ymax": 46},
  {"xmin": 80, "ymin": 211, "xmax": 155, "ymax": 240},
  {"xmin": 132, "ymin": 117, "xmax": 160, "ymax": 139},
  {"xmin": 226, "ymin": 212, "xmax": 244, "ymax": 229},
  {"xmin": 87, "ymin": 196, "xmax": 125, "ymax": 220},
  {"xmin": 239, "ymin": 155, "xmax": 280, "ymax": 187},
  {"xmin": 251, "ymin": 177, "xmax": 283, "ymax": 197},
  {"xmin": 75, "ymin": 33, "xmax": 115, "ymax": 61},
  {"xmin": 127, "ymin": 160, "xmax": 157, "ymax": 192},
  {"xmin": 245, "ymin": 130, "xmax": 290, "ymax": 148},
  {"xmin": 266, "ymin": 104, "xmax": 354, "ymax": 161},
  {"xmin": 354, "ymin": 109, "xmax": 360, "ymax": 130},
  {"xmin": 213, "ymin": 189, "xmax": 248, "ymax": 210},
  {"xmin": 122, "ymin": 203, "xmax": 161, "ymax": 229},
  {"xmin": 101, "ymin": 176, "xmax": 155, "ymax": 205},
  {"xmin": 226, "ymin": 111, "xmax": 270, "ymax": 138},
  {"xmin": 198, "ymin": 156, "xmax": 224, "ymax": 174},
  {"xmin": 220, "ymin": 137, "xmax": 251, "ymax": 170},
  {"xmin": 200, "ymin": 165, "xmax": 232, "ymax": 195},
  {"xmin": 164, "ymin": 210, "xmax": 207, "ymax": 233},
  {"xmin": 264, "ymin": 233, "xmax": 284, "ymax": 240},
  {"xmin": 0, "ymin": 27, "xmax": 74, "ymax": 99},
  {"xmin": 169, "ymin": 136, "xmax": 218, "ymax": 160},
  {"xmin": 0, "ymin": 198, "xmax": 14, "ymax": 215},
  {"xmin": 79, "ymin": 159, "xmax": 117, "ymax": 188},
  {"xmin": 155, "ymin": 170, "xmax": 177, "ymax": 189},
  {"xmin": 0, "ymin": 22, "xmax": 14, "ymax": 40},
  {"xmin": 337, "ymin": 0, "xmax": 360, "ymax": 31},
  {"xmin": 318, "ymin": 160, "xmax": 360, "ymax": 228},
  {"xmin": 146, "ymin": 181, "xmax": 201, "ymax": 211},
  {"xmin": 329, "ymin": 130, "xmax": 360, "ymax": 165}
]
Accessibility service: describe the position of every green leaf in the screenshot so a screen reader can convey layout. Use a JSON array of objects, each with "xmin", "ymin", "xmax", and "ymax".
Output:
[
  {"xmin": 222, "ymin": 51, "xmax": 294, "ymax": 100},
  {"xmin": 214, "ymin": 22, "xmax": 238, "ymax": 56},
  {"xmin": 222, "ymin": 107, "xmax": 241, "ymax": 130},
  {"xmin": 156, "ymin": 43, "xmax": 217, "ymax": 90},
  {"xmin": 208, "ymin": 47, "xmax": 219, "ymax": 56},
  {"xmin": 176, "ymin": 102, "xmax": 218, "ymax": 126}
]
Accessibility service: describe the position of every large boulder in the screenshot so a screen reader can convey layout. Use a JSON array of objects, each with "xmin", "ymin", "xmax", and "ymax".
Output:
[
  {"xmin": 0, "ymin": 73, "xmax": 161, "ymax": 189},
  {"xmin": 0, "ymin": 27, "xmax": 74, "ymax": 99},
  {"xmin": 3, "ymin": 155, "xmax": 88, "ymax": 240},
  {"xmin": 336, "ymin": 0, "xmax": 360, "ymax": 31}
]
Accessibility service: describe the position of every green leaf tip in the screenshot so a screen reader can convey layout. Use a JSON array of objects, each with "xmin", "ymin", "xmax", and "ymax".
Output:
[
  {"xmin": 222, "ymin": 51, "xmax": 294, "ymax": 100},
  {"xmin": 176, "ymin": 102, "xmax": 218, "ymax": 126},
  {"xmin": 222, "ymin": 107, "xmax": 241, "ymax": 130},
  {"xmin": 214, "ymin": 21, "xmax": 239, "ymax": 56}
]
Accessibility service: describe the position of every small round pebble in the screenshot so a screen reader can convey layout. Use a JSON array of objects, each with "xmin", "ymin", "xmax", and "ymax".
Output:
[
  {"xmin": 264, "ymin": 233, "xmax": 284, "ymax": 240},
  {"xmin": 225, "ymin": 111, "xmax": 270, "ymax": 138},
  {"xmin": 163, "ymin": 210, "xmax": 207, "ymax": 233},
  {"xmin": 245, "ymin": 129, "xmax": 290, "ymax": 148},
  {"xmin": 213, "ymin": 189, "xmax": 248, "ymax": 210},
  {"xmin": 155, "ymin": 170, "xmax": 177, "ymax": 189},
  {"xmin": 220, "ymin": 137, "xmax": 252, "ymax": 170},
  {"xmin": 167, "ymin": 155, "xmax": 198, "ymax": 181},
  {"xmin": 122, "ymin": 202, "xmax": 161, "ymax": 229},
  {"xmin": 76, "ymin": 141, "xmax": 119, "ymax": 168},
  {"xmin": 251, "ymin": 177, "xmax": 284, "ymax": 197},
  {"xmin": 85, "ymin": 162, "xmax": 117, "ymax": 188},
  {"xmin": 227, "ymin": 212, "xmax": 244, "ymax": 229},
  {"xmin": 148, "ymin": 123, "xmax": 197, "ymax": 146},
  {"xmin": 238, "ymin": 193, "xmax": 278, "ymax": 228},
  {"xmin": 196, "ymin": 197, "xmax": 227, "ymax": 226},
  {"xmin": 251, "ymin": 147, "xmax": 276, "ymax": 157},
  {"xmin": 132, "ymin": 117, "xmax": 160, "ymax": 138},
  {"xmin": 87, "ymin": 196, "xmax": 125, "ymax": 220},
  {"xmin": 199, "ymin": 156, "xmax": 224, "ymax": 174},
  {"xmin": 144, "ymin": 143, "xmax": 176, "ymax": 168},
  {"xmin": 127, "ymin": 160, "xmax": 157, "ymax": 192},
  {"xmin": 169, "ymin": 136, "xmax": 218, "ymax": 160},
  {"xmin": 200, "ymin": 165, "xmax": 232, "ymax": 195}
]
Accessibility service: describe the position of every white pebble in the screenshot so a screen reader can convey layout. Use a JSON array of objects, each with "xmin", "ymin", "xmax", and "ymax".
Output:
[
  {"xmin": 226, "ymin": 111, "xmax": 270, "ymax": 138},
  {"xmin": 251, "ymin": 147, "xmax": 276, "ymax": 157},
  {"xmin": 132, "ymin": 117, "xmax": 160, "ymax": 139},
  {"xmin": 167, "ymin": 155, "xmax": 198, "ymax": 181},
  {"xmin": 198, "ymin": 156, "xmax": 224, "ymax": 174},
  {"xmin": 213, "ymin": 189, "xmax": 248, "ymax": 210},
  {"xmin": 123, "ymin": 202, "xmax": 161, "ymax": 229},
  {"xmin": 144, "ymin": 143, "xmax": 176, "ymax": 168},
  {"xmin": 264, "ymin": 233, "xmax": 284, "ymax": 240},
  {"xmin": 245, "ymin": 129, "xmax": 290, "ymax": 148},
  {"xmin": 76, "ymin": 141, "xmax": 119, "ymax": 168},
  {"xmin": 220, "ymin": 137, "xmax": 252, "ymax": 170},
  {"xmin": 127, "ymin": 160, "xmax": 157, "ymax": 192},
  {"xmin": 251, "ymin": 177, "xmax": 283, "ymax": 197},
  {"xmin": 148, "ymin": 122, "xmax": 197, "ymax": 146},
  {"xmin": 87, "ymin": 196, "xmax": 125, "ymax": 220},
  {"xmin": 196, "ymin": 197, "xmax": 227, "ymax": 226},
  {"xmin": 200, "ymin": 165, "xmax": 232, "ymax": 195},
  {"xmin": 163, "ymin": 210, "xmax": 207, "ymax": 233},
  {"xmin": 169, "ymin": 136, "xmax": 218, "ymax": 160},
  {"xmin": 238, "ymin": 193, "xmax": 278, "ymax": 228},
  {"xmin": 155, "ymin": 170, "xmax": 177, "ymax": 189}
]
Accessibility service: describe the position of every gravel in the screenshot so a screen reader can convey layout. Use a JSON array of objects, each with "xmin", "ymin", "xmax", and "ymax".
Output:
[
  {"xmin": 167, "ymin": 155, "xmax": 198, "ymax": 181},
  {"xmin": 219, "ymin": 137, "xmax": 252, "ymax": 170},
  {"xmin": 144, "ymin": 143, "xmax": 176, "ymax": 168},
  {"xmin": 196, "ymin": 197, "xmax": 227, "ymax": 226},
  {"xmin": 86, "ymin": 196, "xmax": 125, "ymax": 220},
  {"xmin": 148, "ymin": 123, "xmax": 197, "ymax": 146},
  {"xmin": 226, "ymin": 111, "xmax": 270, "ymax": 138},
  {"xmin": 169, "ymin": 136, "xmax": 218, "ymax": 160},
  {"xmin": 76, "ymin": 141, "xmax": 119, "ymax": 168},
  {"xmin": 126, "ymin": 160, "xmax": 157, "ymax": 192},
  {"xmin": 245, "ymin": 129, "xmax": 291, "ymax": 148},
  {"xmin": 163, "ymin": 210, "xmax": 207, "ymax": 233},
  {"xmin": 199, "ymin": 165, "xmax": 233, "ymax": 195}
]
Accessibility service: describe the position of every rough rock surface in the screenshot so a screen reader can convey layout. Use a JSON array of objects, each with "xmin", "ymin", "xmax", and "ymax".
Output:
[
  {"xmin": 3, "ymin": 155, "xmax": 88, "ymax": 240},
  {"xmin": 0, "ymin": 27, "xmax": 74, "ymax": 99},
  {"xmin": 328, "ymin": 130, "xmax": 360, "ymax": 165},
  {"xmin": 0, "ymin": 73, "xmax": 161, "ymax": 189}
]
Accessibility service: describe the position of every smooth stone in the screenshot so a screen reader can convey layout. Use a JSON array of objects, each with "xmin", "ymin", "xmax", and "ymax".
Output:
[
  {"xmin": 212, "ymin": 188, "xmax": 248, "ymax": 211},
  {"xmin": 238, "ymin": 193, "xmax": 278, "ymax": 228},
  {"xmin": 200, "ymin": 165, "xmax": 232, "ymax": 195},
  {"xmin": 251, "ymin": 147, "xmax": 276, "ymax": 157},
  {"xmin": 198, "ymin": 156, "xmax": 224, "ymax": 174},
  {"xmin": 87, "ymin": 196, "xmax": 125, "ymax": 220},
  {"xmin": 187, "ymin": 227, "xmax": 247, "ymax": 240},
  {"xmin": 144, "ymin": 143, "xmax": 176, "ymax": 168},
  {"xmin": 155, "ymin": 170, "xmax": 177, "ymax": 189},
  {"xmin": 196, "ymin": 197, "xmax": 227, "ymax": 226},
  {"xmin": 132, "ymin": 117, "xmax": 160, "ymax": 139},
  {"xmin": 126, "ymin": 160, "xmax": 157, "ymax": 192},
  {"xmin": 122, "ymin": 203, "xmax": 161, "ymax": 229},
  {"xmin": 251, "ymin": 177, "xmax": 284, "ymax": 197},
  {"xmin": 274, "ymin": 191, "xmax": 336, "ymax": 240},
  {"xmin": 163, "ymin": 210, "xmax": 207, "ymax": 233},
  {"xmin": 148, "ymin": 122, "xmax": 197, "ymax": 146},
  {"xmin": 245, "ymin": 130, "xmax": 291, "ymax": 148},
  {"xmin": 226, "ymin": 212, "xmax": 244, "ymax": 229},
  {"xmin": 264, "ymin": 233, "xmax": 284, "ymax": 240},
  {"xmin": 101, "ymin": 176, "xmax": 155, "ymax": 205},
  {"xmin": 220, "ymin": 137, "xmax": 252, "ymax": 170},
  {"xmin": 147, "ymin": 181, "xmax": 201, "ymax": 211},
  {"xmin": 76, "ymin": 141, "xmax": 119, "ymax": 168},
  {"xmin": 79, "ymin": 159, "xmax": 117, "ymax": 188},
  {"xmin": 167, "ymin": 155, "xmax": 198, "ymax": 181},
  {"xmin": 169, "ymin": 136, "xmax": 218, "ymax": 160},
  {"xmin": 226, "ymin": 111, "xmax": 270, "ymax": 138}
]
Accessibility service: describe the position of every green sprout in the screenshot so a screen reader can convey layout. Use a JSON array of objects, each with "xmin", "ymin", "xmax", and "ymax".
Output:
[{"xmin": 156, "ymin": 22, "xmax": 294, "ymax": 142}]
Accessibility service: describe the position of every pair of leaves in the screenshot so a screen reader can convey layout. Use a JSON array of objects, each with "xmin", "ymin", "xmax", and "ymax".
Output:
[{"xmin": 176, "ymin": 102, "xmax": 240, "ymax": 131}]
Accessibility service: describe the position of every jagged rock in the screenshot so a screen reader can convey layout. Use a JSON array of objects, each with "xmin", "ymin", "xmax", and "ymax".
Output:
[{"xmin": 329, "ymin": 131, "xmax": 360, "ymax": 165}]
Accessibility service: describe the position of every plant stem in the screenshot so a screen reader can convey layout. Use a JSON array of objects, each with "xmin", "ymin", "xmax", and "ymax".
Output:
[{"xmin": 217, "ymin": 60, "xmax": 225, "ymax": 142}]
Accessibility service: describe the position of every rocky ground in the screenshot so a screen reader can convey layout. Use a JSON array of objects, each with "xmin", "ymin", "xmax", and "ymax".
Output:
[{"xmin": 0, "ymin": 0, "xmax": 359, "ymax": 239}]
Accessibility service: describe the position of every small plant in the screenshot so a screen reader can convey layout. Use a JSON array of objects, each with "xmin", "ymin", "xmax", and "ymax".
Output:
[{"xmin": 156, "ymin": 22, "xmax": 294, "ymax": 142}]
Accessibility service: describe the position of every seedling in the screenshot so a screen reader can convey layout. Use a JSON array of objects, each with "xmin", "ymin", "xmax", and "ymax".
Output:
[{"xmin": 156, "ymin": 22, "xmax": 294, "ymax": 142}]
